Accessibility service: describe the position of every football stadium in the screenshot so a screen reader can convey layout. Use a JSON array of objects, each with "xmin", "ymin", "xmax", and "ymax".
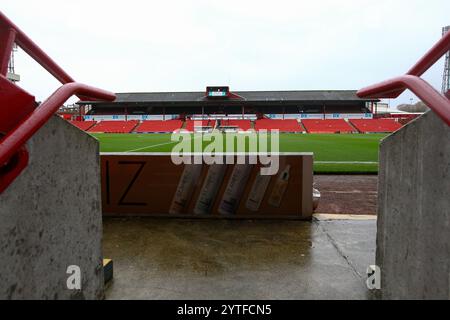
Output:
[
  {"xmin": 64, "ymin": 88, "xmax": 410, "ymax": 173},
  {"xmin": 0, "ymin": 3, "xmax": 449, "ymax": 306}
]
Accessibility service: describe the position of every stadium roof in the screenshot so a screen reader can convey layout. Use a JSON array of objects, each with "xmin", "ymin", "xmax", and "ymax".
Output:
[{"xmin": 80, "ymin": 90, "xmax": 379, "ymax": 105}]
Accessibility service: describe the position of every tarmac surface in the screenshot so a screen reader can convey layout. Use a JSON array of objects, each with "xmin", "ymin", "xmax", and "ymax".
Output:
[{"xmin": 103, "ymin": 216, "xmax": 377, "ymax": 299}]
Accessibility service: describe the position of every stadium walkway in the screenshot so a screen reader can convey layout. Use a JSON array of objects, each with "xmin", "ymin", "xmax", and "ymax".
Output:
[{"xmin": 102, "ymin": 216, "xmax": 376, "ymax": 299}]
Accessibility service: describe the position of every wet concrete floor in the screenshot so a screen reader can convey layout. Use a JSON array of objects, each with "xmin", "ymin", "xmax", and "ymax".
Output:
[{"xmin": 103, "ymin": 217, "xmax": 376, "ymax": 299}]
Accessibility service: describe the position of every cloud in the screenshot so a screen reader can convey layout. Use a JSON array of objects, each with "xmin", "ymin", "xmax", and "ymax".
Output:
[{"xmin": 3, "ymin": 0, "xmax": 449, "ymax": 107}]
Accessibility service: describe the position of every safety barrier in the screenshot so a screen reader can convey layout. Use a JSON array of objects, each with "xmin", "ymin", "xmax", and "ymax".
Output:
[
  {"xmin": 0, "ymin": 11, "xmax": 115, "ymax": 193},
  {"xmin": 357, "ymin": 31, "xmax": 450, "ymax": 126}
]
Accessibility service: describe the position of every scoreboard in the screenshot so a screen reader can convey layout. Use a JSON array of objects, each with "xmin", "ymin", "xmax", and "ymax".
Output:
[{"xmin": 206, "ymin": 86, "xmax": 229, "ymax": 98}]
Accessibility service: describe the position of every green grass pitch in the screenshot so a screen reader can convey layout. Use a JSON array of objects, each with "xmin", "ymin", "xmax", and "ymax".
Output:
[{"xmin": 91, "ymin": 133, "xmax": 387, "ymax": 174}]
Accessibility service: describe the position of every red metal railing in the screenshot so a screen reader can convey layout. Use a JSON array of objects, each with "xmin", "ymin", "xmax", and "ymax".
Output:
[
  {"xmin": 357, "ymin": 31, "xmax": 450, "ymax": 126},
  {"xmin": 0, "ymin": 11, "xmax": 115, "ymax": 193},
  {"xmin": 0, "ymin": 11, "xmax": 76, "ymax": 88}
]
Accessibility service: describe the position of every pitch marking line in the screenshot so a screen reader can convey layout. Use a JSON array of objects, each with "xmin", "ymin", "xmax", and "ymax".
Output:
[
  {"xmin": 124, "ymin": 147, "xmax": 380, "ymax": 163},
  {"xmin": 124, "ymin": 134, "xmax": 202, "ymax": 153},
  {"xmin": 125, "ymin": 140, "xmax": 179, "ymax": 152},
  {"xmin": 315, "ymin": 161, "xmax": 378, "ymax": 164}
]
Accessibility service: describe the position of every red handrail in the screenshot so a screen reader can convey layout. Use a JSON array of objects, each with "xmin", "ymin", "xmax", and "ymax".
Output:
[
  {"xmin": 0, "ymin": 11, "xmax": 76, "ymax": 87},
  {"xmin": 0, "ymin": 11, "xmax": 115, "ymax": 193},
  {"xmin": 357, "ymin": 31, "xmax": 450, "ymax": 126},
  {"xmin": 0, "ymin": 82, "xmax": 115, "ymax": 166},
  {"xmin": 407, "ymin": 31, "xmax": 450, "ymax": 79}
]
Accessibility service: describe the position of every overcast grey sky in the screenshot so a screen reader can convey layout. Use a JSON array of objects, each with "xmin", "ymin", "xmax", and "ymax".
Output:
[{"xmin": 3, "ymin": 0, "xmax": 450, "ymax": 107}]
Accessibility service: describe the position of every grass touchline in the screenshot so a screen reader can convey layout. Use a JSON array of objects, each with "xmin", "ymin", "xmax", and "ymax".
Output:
[{"xmin": 91, "ymin": 133, "xmax": 387, "ymax": 174}]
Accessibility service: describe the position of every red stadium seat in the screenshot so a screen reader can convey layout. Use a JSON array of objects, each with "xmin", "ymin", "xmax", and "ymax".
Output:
[
  {"xmin": 301, "ymin": 119, "xmax": 355, "ymax": 133},
  {"xmin": 349, "ymin": 119, "xmax": 403, "ymax": 133},
  {"xmin": 220, "ymin": 119, "xmax": 252, "ymax": 131},
  {"xmin": 255, "ymin": 119, "xmax": 303, "ymax": 132},
  {"xmin": 69, "ymin": 121, "xmax": 97, "ymax": 131},
  {"xmin": 185, "ymin": 120, "xmax": 216, "ymax": 132},
  {"xmin": 87, "ymin": 120, "xmax": 139, "ymax": 133},
  {"xmin": 134, "ymin": 120, "xmax": 183, "ymax": 133}
]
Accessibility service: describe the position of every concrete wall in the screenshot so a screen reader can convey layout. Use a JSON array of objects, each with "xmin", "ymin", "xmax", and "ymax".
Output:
[
  {"xmin": 377, "ymin": 111, "xmax": 450, "ymax": 299},
  {"xmin": 0, "ymin": 116, "xmax": 104, "ymax": 299}
]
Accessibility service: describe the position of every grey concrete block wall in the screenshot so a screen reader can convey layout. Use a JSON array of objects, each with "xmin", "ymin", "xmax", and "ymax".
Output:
[
  {"xmin": 0, "ymin": 116, "xmax": 104, "ymax": 299},
  {"xmin": 377, "ymin": 111, "xmax": 450, "ymax": 299}
]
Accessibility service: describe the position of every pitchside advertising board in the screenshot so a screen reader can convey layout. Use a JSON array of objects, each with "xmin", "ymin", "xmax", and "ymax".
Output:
[
  {"xmin": 83, "ymin": 115, "xmax": 177, "ymax": 121},
  {"xmin": 83, "ymin": 113, "xmax": 373, "ymax": 121},
  {"xmin": 270, "ymin": 113, "xmax": 373, "ymax": 119},
  {"xmin": 100, "ymin": 153, "xmax": 313, "ymax": 219}
]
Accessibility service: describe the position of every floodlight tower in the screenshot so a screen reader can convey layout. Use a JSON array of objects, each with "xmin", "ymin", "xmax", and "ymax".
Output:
[
  {"xmin": 442, "ymin": 26, "xmax": 450, "ymax": 94},
  {"xmin": 6, "ymin": 43, "xmax": 20, "ymax": 82}
]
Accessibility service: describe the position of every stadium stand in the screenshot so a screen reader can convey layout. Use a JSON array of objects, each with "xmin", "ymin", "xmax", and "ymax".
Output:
[
  {"xmin": 255, "ymin": 119, "xmax": 303, "ymax": 132},
  {"xmin": 134, "ymin": 120, "xmax": 183, "ymax": 133},
  {"xmin": 350, "ymin": 119, "xmax": 403, "ymax": 133},
  {"xmin": 69, "ymin": 121, "xmax": 97, "ymax": 131},
  {"xmin": 185, "ymin": 120, "xmax": 216, "ymax": 132},
  {"xmin": 87, "ymin": 120, "xmax": 139, "ymax": 133},
  {"xmin": 301, "ymin": 119, "xmax": 355, "ymax": 133},
  {"xmin": 219, "ymin": 119, "xmax": 252, "ymax": 131},
  {"xmin": 86, "ymin": 107, "xmax": 125, "ymax": 115}
]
